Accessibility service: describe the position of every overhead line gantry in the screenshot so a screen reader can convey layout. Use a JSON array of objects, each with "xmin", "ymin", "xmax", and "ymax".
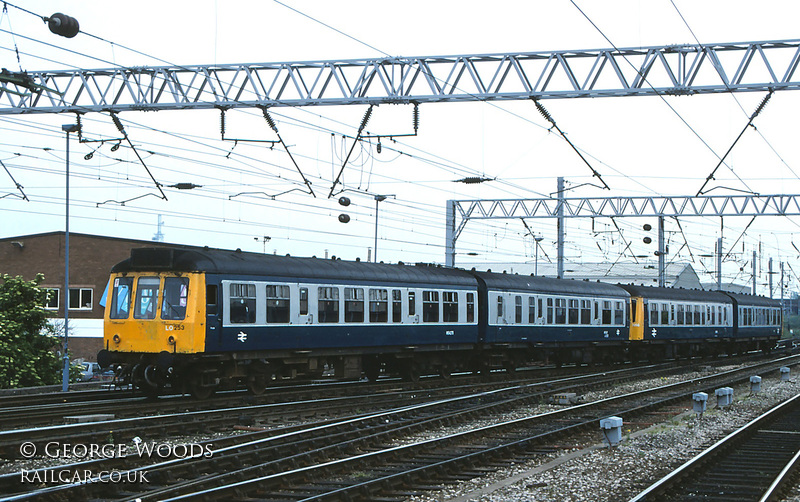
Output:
[{"xmin": 2, "ymin": 39, "xmax": 800, "ymax": 114}]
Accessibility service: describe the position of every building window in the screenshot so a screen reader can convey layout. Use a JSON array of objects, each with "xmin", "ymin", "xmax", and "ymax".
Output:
[
  {"xmin": 69, "ymin": 288, "xmax": 93, "ymax": 310},
  {"xmin": 266, "ymin": 285, "xmax": 290, "ymax": 323},
  {"xmin": 43, "ymin": 288, "xmax": 60, "ymax": 310},
  {"xmin": 369, "ymin": 289, "xmax": 388, "ymax": 323},
  {"xmin": 344, "ymin": 287, "xmax": 364, "ymax": 323},
  {"xmin": 162, "ymin": 277, "xmax": 189, "ymax": 321},
  {"xmin": 229, "ymin": 283, "xmax": 256, "ymax": 323},
  {"xmin": 443, "ymin": 291, "xmax": 459, "ymax": 322},
  {"xmin": 318, "ymin": 287, "xmax": 340, "ymax": 323}
]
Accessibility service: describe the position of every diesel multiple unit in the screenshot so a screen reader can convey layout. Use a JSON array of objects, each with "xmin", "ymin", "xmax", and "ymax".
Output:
[{"xmin": 98, "ymin": 247, "xmax": 782, "ymax": 397}]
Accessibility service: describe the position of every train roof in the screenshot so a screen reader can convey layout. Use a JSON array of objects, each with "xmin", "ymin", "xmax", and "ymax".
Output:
[
  {"xmin": 724, "ymin": 292, "xmax": 782, "ymax": 307},
  {"xmin": 112, "ymin": 247, "xmax": 478, "ymax": 287},
  {"xmin": 619, "ymin": 284, "xmax": 733, "ymax": 303},
  {"xmin": 471, "ymin": 271, "xmax": 630, "ymax": 298}
]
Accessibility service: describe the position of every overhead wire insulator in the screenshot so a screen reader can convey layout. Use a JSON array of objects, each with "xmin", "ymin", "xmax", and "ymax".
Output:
[
  {"xmin": 262, "ymin": 108, "xmax": 278, "ymax": 133},
  {"xmin": 752, "ymin": 90, "xmax": 772, "ymax": 118},
  {"xmin": 47, "ymin": 13, "xmax": 80, "ymax": 38},
  {"xmin": 412, "ymin": 103, "xmax": 419, "ymax": 133},
  {"xmin": 111, "ymin": 113, "xmax": 125, "ymax": 134},
  {"xmin": 534, "ymin": 100, "xmax": 555, "ymax": 126},
  {"xmin": 220, "ymin": 109, "xmax": 226, "ymax": 137},
  {"xmin": 359, "ymin": 106, "xmax": 373, "ymax": 132}
]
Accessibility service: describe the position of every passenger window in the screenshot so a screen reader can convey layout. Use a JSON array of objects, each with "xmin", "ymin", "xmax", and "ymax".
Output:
[
  {"xmin": 580, "ymin": 300, "xmax": 591, "ymax": 325},
  {"xmin": 555, "ymin": 298, "xmax": 566, "ymax": 325},
  {"xmin": 547, "ymin": 298, "xmax": 554, "ymax": 324},
  {"xmin": 369, "ymin": 289, "xmax": 388, "ymax": 323},
  {"xmin": 614, "ymin": 301, "xmax": 624, "ymax": 325},
  {"xmin": 528, "ymin": 297, "xmax": 536, "ymax": 324},
  {"xmin": 515, "ymin": 296, "xmax": 522, "ymax": 323},
  {"xmin": 266, "ymin": 285, "xmax": 290, "ymax": 323},
  {"xmin": 650, "ymin": 303, "xmax": 659, "ymax": 326},
  {"xmin": 496, "ymin": 296, "xmax": 504, "ymax": 318},
  {"xmin": 110, "ymin": 277, "xmax": 134, "ymax": 319},
  {"xmin": 443, "ymin": 291, "xmax": 458, "ymax": 322},
  {"xmin": 423, "ymin": 291, "xmax": 439, "ymax": 322},
  {"xmin": 345, "ymin": 287, "xmax": 364, "ymax": 323},
  {"xmin": 318, "ymin": 287, "xmax": 340, "ymax": 323},
  {"xmin": 162, "ymin": 277, "xmax": 189, "ymax": 320},
  {"xmin": 408, "ymin": 291, "xmax": 416, "ymax": 317},
  {"xmin": 568, "ymin": 299, "xmax": 579, "ymax": 324},
  {"xmin": 299, "ymin": 288, "xmax": 308, "ymax": 316},
  {"xmin": 466, "ymin": 292, "xmax": 475, "ymax": 323},
  {"xmin": 601, "ymin": 301, "xmax": 612, "ymax": 324},
  {"xmin": 229, "ymin": 283, "xmax": 256, "ymax": 324},
  {"xmin": 392, "ymin": 290, "xmax": 402, "ymax": 322},
  {"xmin": 134, "ymin": 277, "xmax": 160, "ymax": 320}
]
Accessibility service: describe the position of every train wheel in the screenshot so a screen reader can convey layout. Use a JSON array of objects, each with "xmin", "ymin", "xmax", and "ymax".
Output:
[
  {"xmin": 401, "ymin": 362, "xmax": 420, "ymax": 382},
  {"xmin": 188, "ymin": 368, "xmax": 218, "ymax": 399},
  {"xmin": 247, "ymin": 373, "xmax": 269, "ymax": 395},
  {"xmin": 190, "ymin": 380, "xmax": 216, "ymax": 400}
]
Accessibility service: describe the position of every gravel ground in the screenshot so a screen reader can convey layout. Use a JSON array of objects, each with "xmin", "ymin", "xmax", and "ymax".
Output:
[
  {"xmin": 3, "ymin": 364, "xmax": 798, "ymax": 501},
  {"xmin": 408, "ymin": 371, "xmax": 800, "ymax": 502}
]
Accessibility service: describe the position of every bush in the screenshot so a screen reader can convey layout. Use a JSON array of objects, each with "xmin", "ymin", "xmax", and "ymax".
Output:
[{"xmin": 0, "ymin": 274, "xmax": 62, "ymax": 388}]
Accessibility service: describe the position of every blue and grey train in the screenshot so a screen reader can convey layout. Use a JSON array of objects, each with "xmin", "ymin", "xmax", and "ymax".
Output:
[{"xmin": 98, "ymin": 247, "xmax": 782, "ymax": 397}]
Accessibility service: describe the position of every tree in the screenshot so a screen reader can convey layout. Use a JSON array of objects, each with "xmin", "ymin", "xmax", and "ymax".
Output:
[{"xmin": 0, "ymin": 274, "xmax": 61, "ymax": 388}]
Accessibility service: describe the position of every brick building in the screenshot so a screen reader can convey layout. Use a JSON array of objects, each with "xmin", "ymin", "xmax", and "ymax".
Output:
[{"xmin": 0, "ymin": 232, "xmax": 176, "ymax": 361}]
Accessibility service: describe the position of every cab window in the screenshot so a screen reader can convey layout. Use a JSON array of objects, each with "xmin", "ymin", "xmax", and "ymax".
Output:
[
  {"xmin": 161, "ymin": 277, "xmax": 189, "ymax": 320},
  {"xmin": 134, "ymin": 277, "xmax": 160, "ymax": 320},
  {"xmin": 109, "ymin": 277, "xmax": 134, "ymax": 319}
]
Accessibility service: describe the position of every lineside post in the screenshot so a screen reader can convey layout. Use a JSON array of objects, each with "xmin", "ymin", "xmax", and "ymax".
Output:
[{"xmin": 446, "ymin": 200, "xmax": 456, "ymax": 267}]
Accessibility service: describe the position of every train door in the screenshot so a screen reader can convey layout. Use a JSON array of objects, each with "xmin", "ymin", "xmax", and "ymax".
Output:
[
  {"xmin": 206, "ymin": 280, "xmax": 222, "ymax": 347},
  {"xmin": 629, "ymin": 296, "xmax": 644, "ymax": 341}
]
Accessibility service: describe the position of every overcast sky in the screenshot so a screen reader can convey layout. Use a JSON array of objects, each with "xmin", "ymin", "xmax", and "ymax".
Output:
[{"xmin": 1, "ymin": 1, "xmax": 800, "ymax": 294}]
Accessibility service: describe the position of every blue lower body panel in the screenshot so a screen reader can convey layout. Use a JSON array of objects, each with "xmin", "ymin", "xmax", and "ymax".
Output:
[{"xmin": 209, "ymin": 323, "xmax": 478, "ymax": 352}]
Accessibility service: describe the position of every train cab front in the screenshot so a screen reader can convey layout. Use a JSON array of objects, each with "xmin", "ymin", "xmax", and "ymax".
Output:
[{"xmin": 99, "ymin": 271, "xmax": 206, "ymax": 393}]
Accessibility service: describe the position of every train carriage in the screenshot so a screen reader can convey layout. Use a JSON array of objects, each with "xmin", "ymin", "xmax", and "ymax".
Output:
[
  {"xmin": 726, "ymin": 292, "xmax": 782, "ymax": 346},
  {"xmin": 100, "ymin": 247, "xmax": 482, "ymax": 396},
  {"xmin": 471, "ymin": 272, "xmax": 631, "ymax": 365},
  {"xmin": 618, "ymin": 284, "xmax": 780, "ymax": 359}
]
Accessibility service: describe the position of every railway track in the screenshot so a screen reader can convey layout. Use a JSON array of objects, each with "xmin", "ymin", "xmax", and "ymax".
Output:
[
  {"xmin": 629, "ymin": 388, "xmax": 800, "ymax": 502},
  {"xmin": 0, "ymin": 366, "xmax": 581, "ymax": 431},
  {"xmin": 4, "ymin": 355, "xmax": 796, "ymax": 502}
]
